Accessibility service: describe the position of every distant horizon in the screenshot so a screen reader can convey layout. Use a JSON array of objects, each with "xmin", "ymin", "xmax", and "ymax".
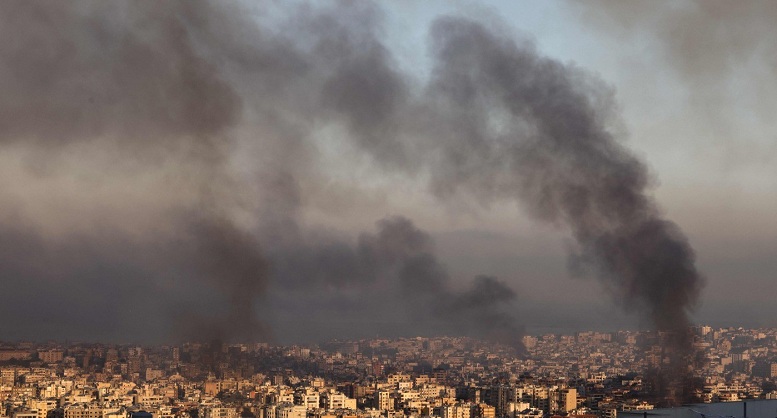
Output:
[{"xmin": 1, "ymin": 324, "xmax": 771, "ymax": 347}]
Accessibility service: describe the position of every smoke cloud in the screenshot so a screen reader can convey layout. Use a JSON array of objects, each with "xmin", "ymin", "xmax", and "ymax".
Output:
[
  {"xmin": 0, "ymin": 0, "xmax": 703, "ymax": 380},
  {"xmin": 267, "ymin": 216, "xmax": 524, "ymax": 350},
  {"xmin": 319, "ymin": 15, "xmax": 704, "ymax": 402},
  {"xmin": 315, "ymin": 14, "xmax": 704, "ymax": 334},
  {"xmin": 0, "ymin": 0, "xmax": 264, "ymax": 343}
]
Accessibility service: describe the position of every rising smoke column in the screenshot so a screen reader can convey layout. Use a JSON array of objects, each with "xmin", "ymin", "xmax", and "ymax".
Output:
[
  {"xmin": 424, "ymin": 19, "xmax": 704, "ymax": 403},
  {"xmin": 321, "ymin": 16, "xmax": 704, "ymax": 404},
  {"xmin": 315, "ymin": 14, "xmax": 705, "ymax": 333}
]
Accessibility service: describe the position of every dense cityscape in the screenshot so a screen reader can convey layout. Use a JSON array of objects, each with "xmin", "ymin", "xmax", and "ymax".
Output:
[{"xmin": 2, "ymin": 327, "xmax": 777, "ymax": 418}]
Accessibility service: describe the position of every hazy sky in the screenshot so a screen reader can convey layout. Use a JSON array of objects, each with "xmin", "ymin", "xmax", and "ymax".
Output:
[
  {"xmin": 1, "ymin": 0, "xmax": 775, "ymax": 344},
  {"xmin": 382, "ymin": 0, "xmax": 777, "ymax": 332}
]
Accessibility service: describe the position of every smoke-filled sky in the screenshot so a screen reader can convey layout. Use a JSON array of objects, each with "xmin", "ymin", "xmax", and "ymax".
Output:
[{"xmin": 1, "ymin": 0, "xmax": 775, "ymax": 345}]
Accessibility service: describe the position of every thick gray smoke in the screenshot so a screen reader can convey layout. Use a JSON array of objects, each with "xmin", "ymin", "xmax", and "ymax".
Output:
[
  {"xmin": 317, "ymin": 15, "xmax": 704, "ymax": 333},
  {"xmin": 0, "ymin": 1, "xmax": 523, "ymax": 346},
  {"xmin": 0, "ymin": 0, "xmax": 702, "ymax": 370},
  {"xmin": 317, "ymin": 14, "xmax": 704, "ymax": 403},
  {"xmin": 268, "ymin": 216, "xmax": 524, "ymax": 350},
  {"xmin": 317, "ymin": 15, "xmax": 704, "ymax": 402},
  {"xmin": 0, "ymin": 1, "xmax": 264, "ymax": 343},
  {"xmin": 0, "ymin": 1, "xmax": 240, "ymax": 144}
]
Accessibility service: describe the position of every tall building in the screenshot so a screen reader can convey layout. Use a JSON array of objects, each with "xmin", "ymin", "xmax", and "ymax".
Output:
[
  {"xmin": 558, "ymin": 388, "xmax": 577, "ymax": 414},
  {"xmin": 376, "ymin": 390, "xmax": 393, "ymax": 411}
]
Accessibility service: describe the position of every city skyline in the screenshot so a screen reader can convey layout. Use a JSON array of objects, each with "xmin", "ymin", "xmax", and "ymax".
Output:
[
  {"xmin": 2, "ymin": 326, "xmax": 777, "ymax": 408},
  {"xmin": 1, "ymin": 1, "xmax": 776, "ymax": 344}
]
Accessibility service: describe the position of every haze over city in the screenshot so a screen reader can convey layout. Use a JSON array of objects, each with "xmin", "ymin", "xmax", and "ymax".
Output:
[{"xmin": 1, "ymin": 0, "xmax": 776, "ymax": 346}]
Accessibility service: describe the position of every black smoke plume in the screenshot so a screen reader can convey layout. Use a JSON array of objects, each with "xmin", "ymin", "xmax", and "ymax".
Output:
[
  {"xmin": 303, "ymin": 10, "xmax": 705, "ymax": 333},
  {"xmin": 319, "ymin": 15, "xmax": 705, "ymax": 404},
  {"xmin": 0, "ymin": 1, "xmax": 703, "ymax": 387}
]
